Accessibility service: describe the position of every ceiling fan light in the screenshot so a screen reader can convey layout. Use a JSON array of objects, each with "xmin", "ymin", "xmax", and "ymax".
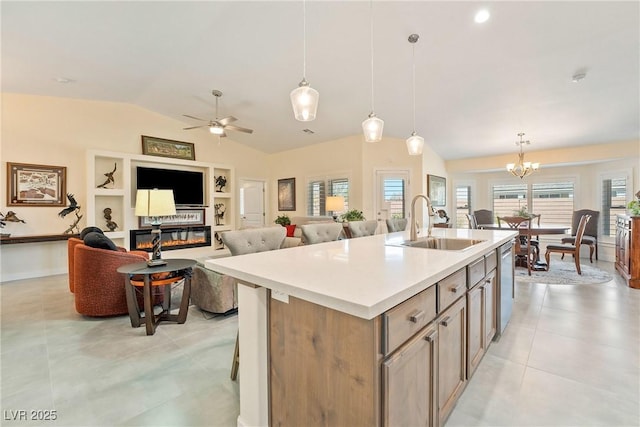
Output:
[
  {"xmin": 362, "ymin": 113, "xmax": 384, "ymax": 142},
  {"xmin": 210, "ymin": 125, "xmax": 224, "ymax": 135},
  {"xmin": 406, "ymin": 133, "xmax": 424, "ymax": 156},
  {"xmin": 291, "ymin": 79, "xmax": 319, "ymax": 122}
]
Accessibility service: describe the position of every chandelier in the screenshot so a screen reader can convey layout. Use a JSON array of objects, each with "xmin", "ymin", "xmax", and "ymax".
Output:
[{"xmin": 506, "ymin": 132, "xmax": 540, "ymax": 179}]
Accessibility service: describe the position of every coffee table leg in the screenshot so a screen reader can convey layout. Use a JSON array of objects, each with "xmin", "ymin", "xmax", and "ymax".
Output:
[
  {"xmin": 124, "ymin": 275, "xmax": 141, "ymax": 328},
  {"xmin": 177, "ymin": 271, "xmax": 191, "ymax": 324}
]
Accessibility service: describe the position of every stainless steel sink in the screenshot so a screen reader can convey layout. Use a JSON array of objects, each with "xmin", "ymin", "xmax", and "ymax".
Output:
[{"xmin": 392, "ymin": 237, "xmax": 486, "ymax": 251}]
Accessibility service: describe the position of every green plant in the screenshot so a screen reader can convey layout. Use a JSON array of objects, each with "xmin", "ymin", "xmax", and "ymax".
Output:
[
  {"xmin": 340, "ymin": 209, "xmax": 365, "ymax": 222},
  {"xmin": 514, "ymin": 206, "xmax": 530, "ymax": 218},
  {"xmin": 274, "ymin": 214, "xmax": 291, "ymax": 226},
  {"xmin": 628, "ymin": 200, "xmax": 640, "ymax": 216}
]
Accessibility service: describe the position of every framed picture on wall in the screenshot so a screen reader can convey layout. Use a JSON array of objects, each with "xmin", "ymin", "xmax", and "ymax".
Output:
[
  {"xmin": 277, "ymin": 178, "xmax": 296, "ymax": 211},
  {"xmin": 138, "ymin": 208, "xmax": 205, "ymax": 228},
  {"xmin": 141, "ymin": 135, "xmax": 196, "ymax": 161},
  {"xmin": 427, "ymin": 174, "xmax": 446, "ymax": 207},
  {"xmin": 7, "ymin": 162, "xmax": 67, "ymax": 206}
]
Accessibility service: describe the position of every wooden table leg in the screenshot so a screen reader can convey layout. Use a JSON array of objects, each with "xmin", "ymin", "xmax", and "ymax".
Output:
[
  {"xmin": 143, "ymin": 274, "xmax": 156, "ymax": 335},
  {"xmin": 124, "ymin": 275, "xmax": 142, "ymax": 328},
  {"xmin": 177, "ymin": 271, "xmax": 191, "ymax": 324}
]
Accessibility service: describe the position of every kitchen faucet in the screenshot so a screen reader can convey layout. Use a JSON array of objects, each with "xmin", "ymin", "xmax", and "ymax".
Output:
[{"xmin": 410, "ymin": 194, "xmax": 435, "ymax": 241}]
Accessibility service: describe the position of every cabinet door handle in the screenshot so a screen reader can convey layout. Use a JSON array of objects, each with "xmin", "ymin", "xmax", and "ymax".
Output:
[
  {"xmin": 451, "ymin": 285, "xmax": 463, "ymax": 293},
  {"xmin": 440, "ymin": 316, "xmax": 451, "ymax": 327},
  {"xmin": 425, "ymin": 330, "xmax": 438, "ymax": 342},
  {"xmin": 409, "ymin": 310, "xmax": 425, "ymax": 323}
]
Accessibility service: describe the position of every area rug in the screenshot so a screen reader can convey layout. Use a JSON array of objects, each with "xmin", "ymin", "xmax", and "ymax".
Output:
[{"xmin": 515, "ymin": 259, "xmax": 613, "ymax": 285}]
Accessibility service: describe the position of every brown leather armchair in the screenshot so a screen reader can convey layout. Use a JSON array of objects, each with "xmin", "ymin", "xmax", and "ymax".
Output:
[{"xmin": 73, "ymin": 243, "xmax": 154, "ymax": 317}]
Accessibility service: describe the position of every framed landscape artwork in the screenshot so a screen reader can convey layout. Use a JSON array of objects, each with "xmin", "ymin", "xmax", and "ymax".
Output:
[
  {"xmin": 277, "ymin": 178, "xmax": 296, "ymax": 211},
  {"xmin": 141, "ymin": 135, "xmax": 195, "ymax": 161},
  {"xmin": 427, "ymin": 174, "xmax": 446, "ymax": 207},
  {"xmin": 7, "ymin": 162, "xmax": 66, "ymax": 206}
]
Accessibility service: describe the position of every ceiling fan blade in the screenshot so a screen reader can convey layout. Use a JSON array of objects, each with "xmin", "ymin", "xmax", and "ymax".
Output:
[
  {"xmin": 183, "ymin": 125, "xmax": 207, "ymax": 130},
  {"xmin": 217, "ymin": 116, "xmax": 237, "ymax": 126},
  {"xmin": 224, "ymin": 124, "xmax": 254, "ymax": 134},
  {"xmin": 183, "ymin": 114, "xmax": 207, "ymax": 121}
]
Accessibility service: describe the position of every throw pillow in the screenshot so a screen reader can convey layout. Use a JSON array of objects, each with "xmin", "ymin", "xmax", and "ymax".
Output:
[
  {"xmin": 83, "ymin": 231, "xmax": 117, "ymax": 251},
  {"xmin": 79, "ymin": 226, "xmax": 104, "ymax": 239},
  {"xmin": 285, "ymin": 224, "xmax": 297, "ymax": 238}
]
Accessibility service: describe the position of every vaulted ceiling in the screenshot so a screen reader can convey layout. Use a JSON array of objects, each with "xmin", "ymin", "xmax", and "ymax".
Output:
[{"xmin": 2, "ymin": 1, "xmax": 639, "ymax": 159}]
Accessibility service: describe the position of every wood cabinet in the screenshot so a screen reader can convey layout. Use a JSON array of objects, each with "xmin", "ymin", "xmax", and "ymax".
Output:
[
  {"xmin": 616, "ymin": 215, "xmax": 640, "ymax": 289},
  {"xmin": 467, "ymin": 253, "xmax": 497, "ymax": 378},
  {"xmin": 382, "ymin": 324, "xmax": 438, "ymax": 427},
  {"xmin": 437, "ymin": 296, "xmax": 467, "ymax": 426}
]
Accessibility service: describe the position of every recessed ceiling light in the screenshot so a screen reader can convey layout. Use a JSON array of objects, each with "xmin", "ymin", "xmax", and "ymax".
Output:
[
  {"xmin": 474, "ymin": 9, "xmax": 490, "ymax": 24},
  {"xmin": 54, "ymin": 77, "xmax": 75, "ymax": 84}
]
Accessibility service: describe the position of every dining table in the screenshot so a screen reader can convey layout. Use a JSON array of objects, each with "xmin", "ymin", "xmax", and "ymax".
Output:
[{"xmin": 477, "ymin": 223, "xmax": 570, "ymax": 275}]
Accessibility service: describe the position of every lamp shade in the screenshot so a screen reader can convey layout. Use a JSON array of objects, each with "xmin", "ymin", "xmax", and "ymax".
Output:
[
  {"xmin": 406, "ymin": 133, "xmax": 425, "ymax": 156},
  {"xmin": 135, "ymin": 189, "xmax": 176, "ymax": 217},
  {"xmin": 290, "ymin": 81, "xmax": 319, "ymax": 121},
  {"xmin": 325, "ymin": 196, "xmax": 345, "ymax": 212},
  {"xmin": 362, "ymin": 114, "xmax": 384, "ymax": 142}
]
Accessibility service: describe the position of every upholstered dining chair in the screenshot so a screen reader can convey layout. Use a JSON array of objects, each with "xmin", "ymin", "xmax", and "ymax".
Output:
[
  {"xmin": 466, "ymin": 214, "xmax": 478, "ymax": 229},
  {"xmin": 561, "ymin": 209, "xmax": 599, "ymax": 262},
  {"xmin": 545, "ymin": 214, "xmax": 591, "ymax": 274},
  {"xmin": 473, "ymin": 209, "xmax": 494, "ymax": 227},
  {"xmin": 219, "ymin": 226, "xmax": 287, "ymax": 381},
  {"xmin": 386, "ymin": 218, "xmax": 408, "ymax": 232},
  {"xmin": 300, "ymin": 223, "xmax": 344, "ymax": 244},
  {"xmin": 347, "ymin": 220, "xmax": 378, "ymax": 238}
]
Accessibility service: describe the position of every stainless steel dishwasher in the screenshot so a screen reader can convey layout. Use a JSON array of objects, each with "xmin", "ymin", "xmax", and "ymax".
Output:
[{"xmin": 495, "ymin": 240, "xmax": 514, "ymax": 340}]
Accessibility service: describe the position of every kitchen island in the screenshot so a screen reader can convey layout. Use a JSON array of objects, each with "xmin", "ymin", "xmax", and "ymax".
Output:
[{"xmin": 206, "ymin": 227, "xmax": 517, "ymax": 427}]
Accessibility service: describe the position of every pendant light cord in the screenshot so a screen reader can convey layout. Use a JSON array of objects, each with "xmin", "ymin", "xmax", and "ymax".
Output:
[
  {"xmin": 303, "ymin": 0, "xmax": 307, "ymax": 79},
  {"xmin": 412, "ymin": 42, "xmax": 416, "ymax": 133},
  {"xmin": 369, "ymin": 0, "xmax": 375, "ymax": 112}
]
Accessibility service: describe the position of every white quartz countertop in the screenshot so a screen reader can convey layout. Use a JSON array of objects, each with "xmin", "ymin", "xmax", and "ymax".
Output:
[{"xmin": 205, "ymin": 227, "xmax": 517, "ymax": 320}]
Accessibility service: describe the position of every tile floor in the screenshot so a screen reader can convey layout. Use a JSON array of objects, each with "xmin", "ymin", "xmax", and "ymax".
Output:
[{"xmin": 1, "ymin": 261, "xmax": 638, "ymax": 426}]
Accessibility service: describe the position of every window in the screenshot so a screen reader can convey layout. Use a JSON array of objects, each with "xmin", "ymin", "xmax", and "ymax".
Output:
[
  {"xmin": 602, "ymin": 177, "xmax": 626, "ymax": 237},
  {"xmin": 307, "ymin": 176, "xmax": 350, "ymax": 216},
  {"xmin": 382, "ymin": 178, "xmax": 405, "ymax": 218},
  {"xmin": 492, "ymin": 184, "xmax": 528, "ymax": 219},
  {"xmin": 455, "ymin": 185, "xmax": 471, "ymax": 228},
  {"xmin": 492, "ymin": 181, "xmax": 575, "ymax": 228}
]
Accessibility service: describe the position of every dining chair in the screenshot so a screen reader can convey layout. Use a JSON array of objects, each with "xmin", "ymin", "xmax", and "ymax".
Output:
[
  {"xmin": 544, "ymin": 214, "xmax": 591, "ymax": 275},
  {"xmin": 497, "ymin": 216, "xmax": 537, "ymax": 275},
  {"xmin": 347, "ymin": 220, "xmax": 378, "ymax": 238},
  {"xmin": 300, "ymin": 223, "xmax": 344, "ymax": 244},
  {"xmin": 466, "ymin": 214, "xmax": 478, "ymax": 229},
  {"xmin": 561, "ymin": 209, "xmax": 599, "ymax": 262},
  {"xmin": 473, "ymin": 209, "xmax": 494, "ymax": 227},
  {"xmin": 386, "ymin": 218, "xmax": 408, "ymax": 232}
]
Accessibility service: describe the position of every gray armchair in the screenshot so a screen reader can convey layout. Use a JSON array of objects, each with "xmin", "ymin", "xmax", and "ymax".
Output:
[
  {"xmin": 347, "ymin": 220, "xmax": 378, "ymax": 238},
  {"xmin": 221, "ymin": 227, "xmax": 286, "ymax": 255},
  {"xmin": 386, "ymin": 218, "xmax": 408, "ymax": 232},
  {"xmin": 300, "ymin": 223, "xmax": 343, "ymax": 244},
  {"xmin": 191, "ymin": 265, "xmax": 238, "ymax": 314}
]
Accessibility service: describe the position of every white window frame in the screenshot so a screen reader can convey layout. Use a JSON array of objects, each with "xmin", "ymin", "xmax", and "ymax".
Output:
[
  {"xmin": 598, "ymin": 168, "xmax": 632, "ymax": 240},
  {"xmin": 306, "ymin": 171, "xmax": 351, "ymax": 217}
]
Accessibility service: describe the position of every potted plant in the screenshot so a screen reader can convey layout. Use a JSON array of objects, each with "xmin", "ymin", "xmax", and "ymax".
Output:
[
  {"xmin": 274, "ymin": 214, "xmax": 291, "ymax": 226},
  {"xmin": 340, "ymin": 209, "xmax": 365, "ymax": 222},
  {"xmin": 514, "ymin": 205, "xmax": 531, "ymax": 218},
  {"xmin": 628, "ymin": 191, "xmax": 640, "ymax": 216}
]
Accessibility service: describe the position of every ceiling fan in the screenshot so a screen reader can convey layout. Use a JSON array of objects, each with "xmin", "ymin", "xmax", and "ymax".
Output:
[{"xmin": 183, "ymin": 90, "xmax": 253, "ymax": 137}]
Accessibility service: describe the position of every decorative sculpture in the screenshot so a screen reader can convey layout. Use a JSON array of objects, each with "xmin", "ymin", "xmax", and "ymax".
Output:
[
  {"xmin": 103, "ymin": 207, "xmax": 118, "ymax": 232},
  {"xmin": 58, "ymin": 193, "xmax": 82, "ymax": 234},
  {"xmin": 97, "ymin": 163, "xmax": 117, "ymax": 188},
  {"xmin": 214, "ymin": 232, "xmax": 224, "ymax": 249},
  {"xmin": 215, "ymin": 175, "xmax": 227, "ymax": 192},
  {"xmin": 214, "ymin": 203, "xmax": 226, "ymax": 226},
  {"xmin": 0, "ymin": 211, "xmax": 27, "ymax": 228}
]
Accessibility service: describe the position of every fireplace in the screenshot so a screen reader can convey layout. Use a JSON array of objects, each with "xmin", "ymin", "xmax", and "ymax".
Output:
[{"xmin": 130, "ymin": 226, "xmax": 211, "ymax": 252}]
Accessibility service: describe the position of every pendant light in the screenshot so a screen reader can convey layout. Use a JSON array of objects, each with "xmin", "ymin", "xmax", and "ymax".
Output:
[
  {"xmin": 362, "ymin": 0, "xmax": 383, "ymax": 142},
  {"xmin": 406, "ymin": 34, "xmax": 424, "ymax": 156},
  {"xmin": 290, "ymin": 0, "xmax": 319, "ymax": 122}
]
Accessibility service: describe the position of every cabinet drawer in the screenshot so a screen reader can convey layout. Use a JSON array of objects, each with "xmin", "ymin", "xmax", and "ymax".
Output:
[
  {"xmin": 438, "ymin": 268, "xmax": 467, "ymax": 312},
  {"xmin": 485, "ymin": 250, "xmax": 497, "ymax": 273},
  {"xmin": 467, "ymin": 257, "xmax": 485, "ymax": 289},
  {"xmin": 383, "ymin": 286, "xmax": 437, "ymax": 355}
]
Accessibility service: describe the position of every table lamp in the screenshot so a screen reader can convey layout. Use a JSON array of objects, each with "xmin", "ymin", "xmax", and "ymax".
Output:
[
  {"xmin": 135, "ymin": 189, "xmax": 176, "ymax": 266},
  {"xmin": 326, "ymin": 196, "xmax": 345, "ymax": 221}
]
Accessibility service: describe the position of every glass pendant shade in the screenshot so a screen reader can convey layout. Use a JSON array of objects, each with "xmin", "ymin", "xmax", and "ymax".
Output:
[
  {"xmin": 406, "ymin": 132, "xmax": 424, "ymax": 156},
  {"xmin": 290, "ymin": 79, "xmax": 319, "ymax": 122},
  {"xmin": 362, "ymin": 113, "xmax": 384, "ymax": 142}
]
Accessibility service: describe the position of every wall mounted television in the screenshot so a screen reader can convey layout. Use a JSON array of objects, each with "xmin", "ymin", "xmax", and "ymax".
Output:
[{"xmin": 136, "ymin": 166, "xmax": 205, "ymax": 207}]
